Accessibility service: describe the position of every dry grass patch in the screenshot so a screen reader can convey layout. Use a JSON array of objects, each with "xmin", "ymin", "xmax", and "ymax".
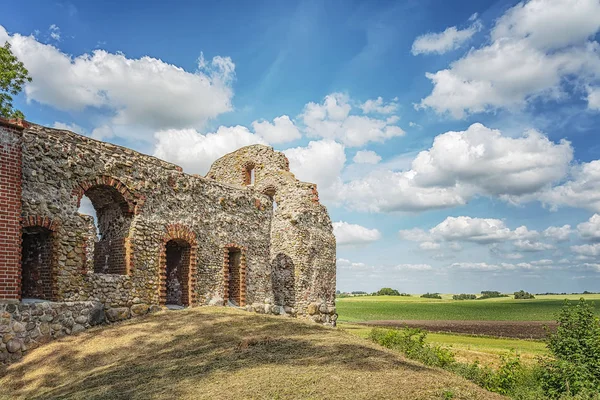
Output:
[{"xmin": 0, "ymin": 307, "xmax": 504, "ymax": 400}]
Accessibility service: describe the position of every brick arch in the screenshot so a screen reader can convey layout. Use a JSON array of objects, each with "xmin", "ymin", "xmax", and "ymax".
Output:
[
  {"xmin": 20, "ymin": 215, "xmax": 59, "ymax": 301},
  {"xmin": 241, "ymin": 161, "xmax": 256, "ymax": 186},
  {"xmin": 223, "ymin": 243, "xmax": 247, "ymax": 307},
  {"xmin": 158, "ymin": 224, "xmax": 198, "ymax": 306},
  {"xmin": 72, "ymin": 175, "xmax": 145, "ymax": 214}
]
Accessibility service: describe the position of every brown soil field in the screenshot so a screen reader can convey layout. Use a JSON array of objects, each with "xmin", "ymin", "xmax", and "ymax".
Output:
[{"xmin": 358, "ymin": 320, "xmax": 558, "ymax": 339}]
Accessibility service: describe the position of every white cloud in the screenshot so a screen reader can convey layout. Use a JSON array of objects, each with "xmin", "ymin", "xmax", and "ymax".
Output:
[
  {"xmin": 396, "ymin": 263, "xmax": 433, "ymax": 271},
  {"xmin": 153, "ymin": 126, "xmax": 265, "ymax": 174},
  {"xmin": 411, "ymin": 15, "xmax": 481, "ymax": 55},
  {"xmin": 571, "ymin": 243, "xmax": 600, "ymax": 257},
  {"xmin": 540, "ymin": 160, "xmax": 600, "ymax": 212},
  {"xmin": 353, "ymin": 150, "xmax": 382, "ymax": 164},
  {"xmin": 339, "ymin": 123, "xmax": 572, "ymax": 212},
  {"xmin": 514, "ymin": 239, "xmax": 555, "ymax": 252},
  {"xmin": 360, "ymin": 97, "xmax": 398, "ymax": 114},
  {"xmin": 300, "ymin": 93, "xmax": 405, "ymax": 147},
  {"xmin": 284, "ymin": 140, "xmax": 346, "ymax": 202},
  {"xmin": 52, "ymin": 121, "xmax": 84, "ymax": 135},
  {"xmin": 448, "ymin": 261, "xmax": 541, "ymax": 272},
  {"xmin": 429, "ymin": 216, "xmax": 514, "ymax": 243},
  {"xmin": 0, "ymin": 25, "xmax": 235, "ymax": 133},
  {"xmin": 333, "ymin": 221, "xmax": 381, "ymax": 246},
  {"xmin": 588, "ymin": 87, "xmax": 600, "ymax": 110},
  {"xmin": 577, "ymin": 214, "xmax": 600, "ymax": 241},
  {"xmin": 49, "ymin": 24, "xmax": 60, "ymax": 41},
  {"xmin": 419, "ymin": 241, "xmax": 441, "ymax": 250},
  {"xmin": 418, "ymin": 0, "xmax": 600, "ymax": 118},
  {"xmin": 543, "ymin": 224, "xmax": 573, "ymax": 241},
  {"xmin": 251, "ymin": 115, "xmax": 301, "ymax": 144}
]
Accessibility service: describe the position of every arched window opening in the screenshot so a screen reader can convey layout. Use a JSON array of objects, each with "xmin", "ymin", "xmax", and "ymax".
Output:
[
  {"xmin": 273, "ymin": 200, "xmax": 277, "ymax": 211},
  {"xmin": 22, "ymin": 226, "xmax": 53, "ymax": 300},
  {"xmin": 78, "ymin": 185, "xmax": 132, "ymax": 274},
  {"xmin": 165, "ymin": 239, "xmax": 191, "ymax": 307},
  {"xmin": 271, "ymin": 253, "xmax": 295, "ymax": 308},
  {"xmin": 243, "ymin": 163, "xmax": 256, "ymax": 186},
  {"xmin": 226, "ymin": 247, "xmax": 242, "ymax": 306}
]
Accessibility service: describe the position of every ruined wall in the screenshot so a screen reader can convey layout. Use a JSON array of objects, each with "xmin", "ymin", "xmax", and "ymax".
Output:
[
  {"xmin": 18, "ymin": 124, "xmax": 273, "ymax": 313},
  {"xmin": 0, "ymin": 301, "xmax": 106, "ymax": 363},
  {"xmin": 208, "ymin": 145, "xmax": 337, "ymax": 325}
]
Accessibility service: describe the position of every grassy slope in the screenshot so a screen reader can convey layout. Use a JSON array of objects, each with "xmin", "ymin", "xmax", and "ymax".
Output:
[
  {"xmin": 0, "ymin": 307, "xmax": 503, "ymax": 400},
  {"xmin": 337, "ymin": 294, "xmax": 600, "ymax": 322}
]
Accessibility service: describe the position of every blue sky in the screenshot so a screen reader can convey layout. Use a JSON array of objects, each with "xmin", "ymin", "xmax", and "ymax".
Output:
[{"xmin": 3, "ymin": 0, "xmax": 600, "ymax": 294}]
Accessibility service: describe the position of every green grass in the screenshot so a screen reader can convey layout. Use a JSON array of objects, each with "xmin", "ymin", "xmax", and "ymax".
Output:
[
  {"xmin": 339, "ymin": 323, "xmax": 547, "ymax": 367},
  {"xmin": 337, "ymin": 294, "xmax": 600, "ymax": 322}
]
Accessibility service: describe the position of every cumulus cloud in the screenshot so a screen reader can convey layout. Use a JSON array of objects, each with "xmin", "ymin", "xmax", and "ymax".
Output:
[
  {"xmin": 396, "ymin": 263, "xmax": 433, "ymax": 271},
  {"xmin": 251, "ymin": 115, "xmax": 301, "ymax": 144},
  {"xmin": 353, "ymin": 150, "xmax": 382, "ymax": 164},
  {"xmin": 339, "ymin": 123, "xmax": 572, "ymax": 212},
  {"xmin": 333, "ymin": 221, "xmax": 382, "ymax": 246},
  {"xmin": 359, "ymin": 97, "xmax": 398, "ymax": 114},
  {"xmin": 543, "ymin": 224, "xmax": 573, "ymax": 241},
  {"xmin": 400, "ymin": 216, "xmax": 539, "ymax": 244},
  {"xmin": 571, "ymin": 243, "xmax": 600, "ymax": 257},
  {"xmin": 153, "ymin": 126, "xmax": 265, "ymax": 174},
  {"xmin": 0, "ymin": 25, "xmax": 235, "ymax": 133},
  {"xmin": 300, "ymin": 93, "xmax": 405, "ymax": 147},
  {"xmin": 411, "ymin": 14, "xmax": 482, "ymax": 55},
  {"xmin": 540, "ymin": 160, "xmax": 600, "ymax": 212},
  {"xmin": 577, "ymin": 214, "xmax": 600, "ymax": 241},
  {"xmin": 52, "ymin": 121, "xmax": 84, "ymax": 135},
  {"xmin": 284, "ymin": 140, "xmax": 346, "ymax": 202},
  {"xmin": 513, "ymin": 239, "xmax": 555, "ymax": 252},
  {"xmin": 419, "ymin": 241, "xmax": 441, "ymax": 251},
  {"xmin": 418, "ymin": 0, "xmax": 600, "ymax": 118}
]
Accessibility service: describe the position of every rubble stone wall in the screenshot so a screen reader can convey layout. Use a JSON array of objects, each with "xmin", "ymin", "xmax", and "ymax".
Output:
[
  {"xmin": 208, "ymin": 145, "xmax": 337, "ymax": 325},
  {"xmin": 0, "ymin": 120, "xmax": 337, "ymax": 364}
]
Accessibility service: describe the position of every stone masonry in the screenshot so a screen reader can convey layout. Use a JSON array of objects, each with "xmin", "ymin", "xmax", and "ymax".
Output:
[{"xmin": 0, "ymin": 118, "xmax": 337, "ymax": 362}]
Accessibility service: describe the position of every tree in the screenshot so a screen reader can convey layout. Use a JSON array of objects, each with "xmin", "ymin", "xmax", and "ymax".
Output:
[
  {"xmin": 377, "ymin": 287, "xmax": 401, "ymax": 296},
  {"xmin": 0, "ymin": 42, "xmax": 31, "ymax": 119}
]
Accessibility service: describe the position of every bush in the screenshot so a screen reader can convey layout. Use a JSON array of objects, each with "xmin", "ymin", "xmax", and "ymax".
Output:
[
  {"xmin": 478, "ymin": 291, "xmax": 509, "ymax": 299},
  {"xmin": 452, "ymin": 293, "xmax": 477, "ymax": 300},
  {"xmin": 376, "ymin": 287, "xmax": 401, "ymax": 296},
  {"xmin": 514, "ymin": 290, "xmax": 535, "ymax": 299},
  {"xmin": 539, "ymin": 299, "xmax": 600, "ymax": 398},
  {"xmin": 421, "ymin": 292, "xmax": 442, "ymax": 299},
  {"xmin": 368, "ymin": 327, "xmax": 455, "ymax": 368}
]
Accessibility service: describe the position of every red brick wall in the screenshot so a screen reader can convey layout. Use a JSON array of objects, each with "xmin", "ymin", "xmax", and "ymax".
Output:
[{"xmin": 0, "ymin": 120, "xmax": 24, "ymax": 300}]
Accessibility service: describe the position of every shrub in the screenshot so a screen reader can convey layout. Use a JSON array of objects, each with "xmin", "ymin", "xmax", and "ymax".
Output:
[
  {"xmin": 539, "ymin": 299, "xmax": 600, "ymax": 398},
  {"xmin": 514, "ymin": 290, "xmax": 535, "ymax": 299},
  {"xmin": 421, "ymin": 292, "xmax": 442, "ymax": 299},
  {"xmin": 478, "ymin": 291, "xmax": 508, "ymax": 299},
  {"xmin": 368, "ymin": 327, "xmax": 455, "ymax": 368},
  {"xmin": 452, "ymin": 293, "xmax": 477, "ymax": 300},
  {"xmin": 376, "ymin": 287, "xmax": 401, "ymax": 296}
]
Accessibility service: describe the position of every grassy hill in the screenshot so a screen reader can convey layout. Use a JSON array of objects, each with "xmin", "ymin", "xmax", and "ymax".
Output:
[{"xmin": 0, "ymin": 307, "xmax": 503, "ymax": 400}]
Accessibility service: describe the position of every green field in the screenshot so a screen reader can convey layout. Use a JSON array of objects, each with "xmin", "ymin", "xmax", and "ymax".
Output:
[{"xmin": 336, "ymin": 294, "xmax": 600, "ymax": 322}]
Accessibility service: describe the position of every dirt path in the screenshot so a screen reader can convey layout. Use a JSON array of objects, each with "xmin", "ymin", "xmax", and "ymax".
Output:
[{"xmin": 358, "ymin": 320, "xmax": 557, "ymax": 339}]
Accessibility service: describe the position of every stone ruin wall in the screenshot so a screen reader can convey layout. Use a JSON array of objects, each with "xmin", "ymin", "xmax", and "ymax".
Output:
[
  {"xmin": 207, "ymin": 145, "xmax": 337, "ymax": 325},
  {"xmin": 0, "ymin": 120, "xmax": 337, "ymax": 363}
]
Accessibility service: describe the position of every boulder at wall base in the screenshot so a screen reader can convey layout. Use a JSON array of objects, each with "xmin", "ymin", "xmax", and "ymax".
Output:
[
  {"xmin": 307, "ymin": 303, "xmax": 319, "ymax": 315},
  {"xmin": 130, "ymin": 304, "xmax": 149, "ymax": 316},
  {"xmin": 105, "ymin": 307, "xmax": 130, "ymax": 322},
  {"xmin": 6, "ymin": 338, "xmax": 22, "ymax": 353},
  {"xmin": 89, "ymin": 305, "xmax": 106, "ymax": 326}
]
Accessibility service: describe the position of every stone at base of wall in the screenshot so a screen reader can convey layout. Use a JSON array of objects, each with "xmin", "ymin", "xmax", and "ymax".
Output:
[
  {"xmin": 0, "ymin": 300, "xmax": 153, "ymax": 364},
  {"xmin": 246, "ymin": 301, "xmax": 337, "ymax": 327}
]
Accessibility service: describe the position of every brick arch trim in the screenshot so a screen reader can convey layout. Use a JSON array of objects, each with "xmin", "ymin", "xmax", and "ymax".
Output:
[
  {"xmin": 241, "ymin": 161, "xmax": 256, "ymax": 186},
  {"xmin": 158, "ymin": 224, "xmax": 198, "ymax": 306},
  {"xmin": 72, "ymin": 175, "xmax": 145, "ymax": 215},
  {"xmin": 20, "ymin": 214, "xmax": 59, "ymax": 301},
  {"xmin": 222, "ymin": 243, "xmax": 247, "ymax": 307}
]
